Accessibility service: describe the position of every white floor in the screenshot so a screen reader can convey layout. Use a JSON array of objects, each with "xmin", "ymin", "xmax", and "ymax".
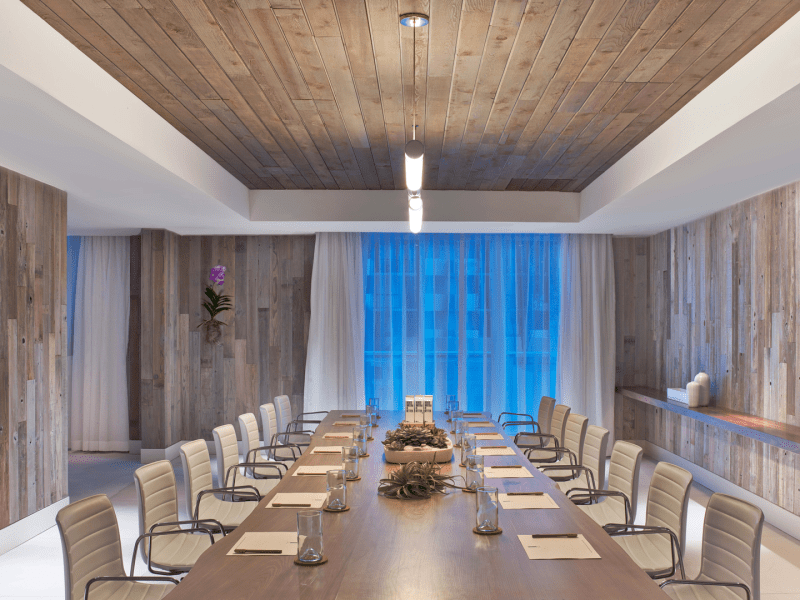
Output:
[{"xmin": 0, "ymin": 455, "xmax": 799, "ymax": 599}]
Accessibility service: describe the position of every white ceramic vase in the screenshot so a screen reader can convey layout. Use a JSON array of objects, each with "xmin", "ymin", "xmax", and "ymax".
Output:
[
  {"xmin": 686, "ymin": 381, "xmax": 702, "ymax": 408},
  {"xmin": 694, "ymin": 372, "xmax": 710, "ymax": 406}
]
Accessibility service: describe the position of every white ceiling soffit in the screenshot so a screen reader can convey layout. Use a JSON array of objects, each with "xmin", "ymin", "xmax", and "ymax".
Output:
[{"xmin": 2, "ymin": 0, "xmax": 800, "ymax": 236}]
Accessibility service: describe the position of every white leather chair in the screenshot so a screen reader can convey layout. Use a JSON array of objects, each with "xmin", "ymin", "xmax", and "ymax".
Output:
[
  {"xmin": 571, "ymin": 440, "xmax": 643, "ymax": 525},
  {"xmin": 499, "ymin": 396, "xmax": 557, "ymax": 434},
  {"xmin": 515, "ymin": 404, "xmax": 571, "ymax": 462},
  {"xmin": 213, "ymin": 423, "xmax": 283, "ymax": 496},
  {"xmin": 546, "ymin": 425, "xmax": 609, "ymax": 496},
  {"xmin": 240, "ymin": 411, "xmax": 304, "ymax": 465},
  {"xmin": 133, "ymin": 460, "xmax": 223, "ymax": 575},
  {"xmin": 260, "ymin": 403, "xmax": 301, "ymax": 463},
  {"xmin": 605, "ymin": 462, "xmax": 693, "ymax": 579},
  {"xmin": 532, "ymin": 412, "xmax": 589, "ymax": 472},
  {"xmin": 661, "ymin": 493, "xmax": 763, "ymax": 600},
  {"xmin": 56, "ymin": 494, "xmax": 178, "ymax": 600},
  {"xmin": 179, "ymin": 439, "xmax": 260, "ymax": 532},
  {"xmin": 274, "ymin": 394, "xmax": 327, "ymax": 433}
]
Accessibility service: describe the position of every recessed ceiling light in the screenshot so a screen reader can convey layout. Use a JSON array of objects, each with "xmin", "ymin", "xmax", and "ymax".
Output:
[{"xmin": 400, "ymin": 13, "xmax": 429, "ymax": 28}]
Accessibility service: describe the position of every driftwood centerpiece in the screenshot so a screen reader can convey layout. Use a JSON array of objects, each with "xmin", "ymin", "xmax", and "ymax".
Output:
[
  {"xmin": 378, "ymin": 461, "xmax": 460, "ymax": 499},
  {"xmin": 382, "ymin": 425, "xmax": 454, "ymax": 464}
]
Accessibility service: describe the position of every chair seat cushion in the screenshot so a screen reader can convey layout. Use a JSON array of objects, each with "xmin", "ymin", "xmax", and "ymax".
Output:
[
  {"xmin": 613, "ymin": 531, "xmax": 675, "ymax": 575},
  {"xmin": 85, "ymin": 580, "xmax": 173, "ymax": 600},
  {"xmin": 662, "ymin": 580, "xmax": 745, "ymax": 600},
  {"xmin": 556, "ymin": 473, "xmax": 589, "ymax": 495},
  {"xmin": 197, "ymin": 493, "xmax": 256, "ymax": 529},
  {"xmin": 148, "ymin": 530, "xmax": 220, "ymax": 571},
  {"xmin": 578, "ymin": 497, "xmax": 626, "ymax": 526}
]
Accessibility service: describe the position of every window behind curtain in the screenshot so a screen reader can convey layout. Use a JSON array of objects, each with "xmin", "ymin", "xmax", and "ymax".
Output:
[{"xmin": 363, "ymin": 233, "xmax": 561, "ymax": 418}]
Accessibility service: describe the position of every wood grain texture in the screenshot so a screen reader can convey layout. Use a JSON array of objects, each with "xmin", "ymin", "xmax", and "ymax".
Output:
[
  {"xmin": 0, "ymin": 165, "xmax": 68, "ymax": 530},
  {"xmin": 20, "ymin": 0, "xmax": 800, "ymax": 192},
  {"xmin": 614, "ymin": 179, "xmax": 800, "ymax": 515},
  {"xmin": 166, "ymin": 410, "xmax": 667, "ymax": 600},
  {"xmin": 138, "ymin": 232, "xmax": 314, "ymax": 448}
]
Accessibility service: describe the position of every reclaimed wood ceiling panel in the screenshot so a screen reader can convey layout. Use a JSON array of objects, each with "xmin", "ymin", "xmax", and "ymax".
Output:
[{"xmin": 23, "ymin": 0, "xmax": 800, "ymax": 191}]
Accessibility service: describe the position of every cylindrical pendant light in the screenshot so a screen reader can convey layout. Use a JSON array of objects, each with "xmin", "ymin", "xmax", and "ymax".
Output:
[
  {"xmin": 404, "ymin": 140, "xmax": 424, "ymax": 192},
  {"xmin": 408, "ymin": 192, "xmax": 423, "ymax": 234}
]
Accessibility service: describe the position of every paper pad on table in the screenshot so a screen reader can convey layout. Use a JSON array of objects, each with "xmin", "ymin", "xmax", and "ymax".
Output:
[
  {"xmin": 476, "ymin": 446, "xmax": 516, "ymax": 456},
  {"xmin": 323, "ymin": 432, "xmax": 353, "ymax": 440},
  {"xmin": 293, "ymin": 465, "xmax": 337, "ymax": 476},
  {"xmin": 499, "ymin": 493, "xmax": 558, "ymax": 509},
  {"xmin": 312, "ymin": 446, "xmax": 343, "ymax": 454},
  {"xmin": 467, "ymin": 422, "xmax": 494, "ymax": 428},
  {"xmin": 266, "ymin": 493, "xmax": 326, "ymax": 509},
  {"xmin": 333, "ymin": 421, "xmax": 360, "ymax": 427},
  {"xmin": 517, "ymin": 534, "xmax": 600, "ymax": 560},
  {"xmin": 473, "ymin": 432, "xmax": 504, "ymax": 440},
  {"xmin": 485, "ymin": 465, "xmax": 533, "ymax": 478},
  {"xmin": 227, "ymin": 532, "xmax": 297, "ymax": 556}
]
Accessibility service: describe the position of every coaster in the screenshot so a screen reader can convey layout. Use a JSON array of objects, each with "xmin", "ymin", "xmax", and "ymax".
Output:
[
  {"xmin": 367, "ymin": 437, "xmax": 374, "ymax": 441},
  {"xmin": 294, "ymin": 555, "xmax": 328, "ymax": 566},
  {"xmin": 323, "ymin": 505, "xmax": 350, "ymax": 513},
  {"xmin": 345, "ymin": 476, "xmax": 361, "ymax": 482},
  {"xmin": 358, "ymin": 453, "xmax": 370, "ymax": 458},
  {"xmin": 462, "ymin": 488, "xmax": 477, "ymax": 494},
  {"xmin": 473, "ymin": 527, "xmax": 503, "ymax": 536}
]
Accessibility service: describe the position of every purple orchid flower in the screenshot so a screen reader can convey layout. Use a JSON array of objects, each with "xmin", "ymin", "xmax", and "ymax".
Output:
[{"xmin": 209, "ymin": 265, "xmax": 226, "ymax": 286}]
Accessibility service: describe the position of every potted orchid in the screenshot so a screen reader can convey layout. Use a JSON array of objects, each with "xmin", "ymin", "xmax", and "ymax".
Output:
[{"xmin": 198, "ymin": 265, "xmax": 232, "ymax": 343}]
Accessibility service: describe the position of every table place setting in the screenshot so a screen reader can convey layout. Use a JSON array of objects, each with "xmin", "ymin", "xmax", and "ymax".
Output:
[
  {"xmin": 227, "ymin": 532, "xmax": 297, "ymax": 556},
  {"xmin": 467, "ymin": 421, "xmax": 494, "ymax": 428},
  {"xmin": 333, "ymin": 421, "xmax": 360, "ymax": 427},
  {"xmin": 323, "ymin": 432, "xmax": 353, "ymax": 440},
  {"xmin": 472, "ymin": 432, "xmax": 504, "ymax": 440},
  {"xmin": 475, "ymin": 446, "xmax": 516, "ymax": 456},
  {"xmin": 485, "ymin": 465, "xmax": 533, "ymax": 478},
  {"xmin": 266, "ymin": 493, "xmax": 327, "ymax": 509},
  {"xmin": 312, "ymin": 446, "xmax": 344, "ymax": 454},
  {"xmin": 293, "ymin": 465, "xmax": 338, "ymax": 477},
  {"xmin": 517, "ymin": 534, "xmax": 601, "ymax": 560},
  {"xmin": 340, "ymin": 414, "xmax": 363, "ymax": 418},
  {"xmin": 498, "ymin": 492, "xmax": 559, "ymax": 509}
]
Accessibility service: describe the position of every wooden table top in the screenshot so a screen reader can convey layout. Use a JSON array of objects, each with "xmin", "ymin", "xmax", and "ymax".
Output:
[{"xmin": 167, "ymin": 411, "xmax": 667, "ymax": 599}]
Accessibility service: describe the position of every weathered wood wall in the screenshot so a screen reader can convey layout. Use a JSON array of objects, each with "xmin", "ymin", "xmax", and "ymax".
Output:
[
  {"xmin": 138, "ymin": 232, "xmax": 314, "ymax": 448},
  {"xmin": 0, "ymin": 166, "xmax": 68, "ymax": 529},
  {"xmin": 614, "ymin": 180, "xmax": 800, "ymax": 514}
]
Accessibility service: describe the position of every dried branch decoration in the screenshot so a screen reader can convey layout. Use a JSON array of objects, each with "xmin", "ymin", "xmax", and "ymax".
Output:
[
  {"xmin": 378, "ymin": 461, "xmax": 461, "ymax": 499},
  {"xmin": 382, "ymin": 425, "xmax": 449, "ymax": 451}
]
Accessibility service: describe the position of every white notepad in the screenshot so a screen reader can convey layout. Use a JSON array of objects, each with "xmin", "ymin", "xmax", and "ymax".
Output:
[
  {"xmin": 227, "ymin": 532, "xmax": 297, "ymax": 556},
  {"xmin": 476, "ymin": 446, "xmax": 516, "ymax": 456},
  {"xmin": 485, "ymin": 465, "xmax": 533, "ymax": 478},
  {"xmin": 312, "ymin": 446, "xmax": 343, "ymax": 454},
  {"xmin": 266, "ymin": 493, "xmax": 326, "ymax": 509},
  {"xmin": 499, "ymin": 493, "xmax": 559, "ymax": 509},
  {"xmin": 323, "ymin": 432, "xmax": 353, "ymax": 440},
  {"xmin": 467, "ymin": 421, "xmax": 494, "ymax": 428},
  {"xmin": 293, "ymin": 465, "xmax": 338, "ymax": 476},
  {"xmin": 517, "ymin": 534, "xmax": 600, "ymax": 560},
  {"xmin": 332, "ymin": 421, "xmax": 360, "ymax": 427},
  {"xmin": 473, "ymin": 432, "xmax": 504, "ymax": 440}
]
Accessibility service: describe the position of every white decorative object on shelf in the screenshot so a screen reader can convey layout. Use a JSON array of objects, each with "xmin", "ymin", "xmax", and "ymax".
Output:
[
  {"xmin": 686, "ymin": 382, "xmax": 702, "ymax": 408},
  {"xmin": 694, "ymin": 372, "xmax": 710, "ymax": 406},
  {"xmin": 667, "ymin": 388, "xmax": 688, "ymax": 405},
  {"xmin": 404, "ymin": 395, "xmax": 433, "ymax": 424}
]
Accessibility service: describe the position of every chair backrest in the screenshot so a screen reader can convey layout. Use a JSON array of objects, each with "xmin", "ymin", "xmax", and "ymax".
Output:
[
  {"xmin": 260, "ymin": 403, "xmax": 279, "ymax": 446},
  {"xmin": 537, "ymin": 397, "xmax": 556, "ymax": 435},
  {"xmin": 550, "ymin": 404, "xmax": 571, "ymax": 446},
  {"xmin": 179, "ymin": 440, "xmax": 214, "ymax": 517},
  {"xmin": 238, "ymin": 413, "xmax": 261, "ymax": 459},
  {"xmin": 562, "ymin": 413, "xmax": 588, "ymax": 464},
  {"xmin": 274, "ymin": 395, "xmax": 292, "ymax": 434},
  {"xmin": 56, "ymin": 494, "xmax": 126, "ymax": 600},
  {"xmin": 133, "ymin": 460, "xmax": 180, "ymax": 540},
  {"xmin": 213, "ymin": 424, "xmax": 241, "ymax": 487},
  {"xmin": 645, "ymin": 462, "xmax": 693, "ymax": 553},
  {"xmin": 583, "ymin": 425, "xmax": 609, "ymax": 491},
  {"xmin": 607, "ymin": 441, "xmax": 643, "ymax": 523},
  {"xmin": 699, "ymin": 493, "xmax": 764, "ymax": 600}
]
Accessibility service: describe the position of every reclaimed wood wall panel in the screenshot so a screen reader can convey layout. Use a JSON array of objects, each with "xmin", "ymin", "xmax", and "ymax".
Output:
[
  {"xmin": 614, "ymin": 179, "xmax": 800, "ymax": 514},
  {"xmin": 138, "ymin": 232, "xmax": 314, "ymax": 447},
  {"xmin": 0, "ymin": 165, "xmax": 68, "ymax": 530},
  {"xmin": 21, "ymin": 0, "xmax": 800, "ymax": 192}
]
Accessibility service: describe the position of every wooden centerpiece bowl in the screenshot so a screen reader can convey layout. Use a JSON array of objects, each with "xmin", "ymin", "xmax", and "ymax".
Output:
[{"xmin": 383, "ymin": 424, "xmax": 454, "ymax": 464}]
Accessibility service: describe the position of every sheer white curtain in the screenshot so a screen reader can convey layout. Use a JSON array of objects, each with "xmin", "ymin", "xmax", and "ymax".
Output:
[
  {"xmin": 70, "ymin": 237, "xmax": 130, "ymax": 451},
  {"xmin": 556, "ymin": 234, "xmax": 616, "ymax": 439},
  {"xmin": 304, "ymin": 233, "xmax": 365, "ymax": 412}
]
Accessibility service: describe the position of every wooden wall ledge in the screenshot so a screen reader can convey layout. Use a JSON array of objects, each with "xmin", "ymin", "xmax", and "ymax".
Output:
[{"xmin": 620, "ymin": 387, "xmax": 800, "ymax": 454}]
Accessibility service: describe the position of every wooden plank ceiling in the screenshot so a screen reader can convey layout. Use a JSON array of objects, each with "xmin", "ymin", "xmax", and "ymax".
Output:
[{"xmin": 23, "ymin": 0, "xmax": 800, "ymax": 192}]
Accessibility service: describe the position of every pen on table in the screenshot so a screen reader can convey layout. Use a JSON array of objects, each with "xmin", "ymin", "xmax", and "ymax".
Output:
[
  {"xmin": 506, "ymin": 492, "xmax": 544, "ymax": 496},
  {"xmin": 271, "ymin": 503, "xmax": 312, "ymax": 507},
  {"xmin": 490, "ymin": 465, "xmax": 524, "ymax": 469},
  {"xmin": 234, "ymin": 549, "xmax": 283, "ymax": 554},
  {"xmin": 530, "ymin": 533, "xmax": 578, "ymax": 539}
]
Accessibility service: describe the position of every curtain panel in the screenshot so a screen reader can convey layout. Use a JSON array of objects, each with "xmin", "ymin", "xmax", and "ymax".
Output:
[
  {"xmin": 70, "ymin": 236, "xmax": 130, "ymax": 452},
  {"xmin": 363, "ymin": 233, "xmax": 561, "ymax": 417},
  {"xmin": 304, "ymin": 233, "xmax": 366, "ymax": 412}
]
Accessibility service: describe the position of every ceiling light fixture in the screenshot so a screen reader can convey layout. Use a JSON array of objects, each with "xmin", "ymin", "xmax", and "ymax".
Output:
[{"xmin": 408, "ymin": 191, "xmax": 423, "ymax": 234}]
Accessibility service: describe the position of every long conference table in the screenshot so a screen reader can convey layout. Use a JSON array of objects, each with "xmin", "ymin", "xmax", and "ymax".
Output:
[{"xmin": 168, "ymin": 411, "xmax": 668, "ymax": 599}]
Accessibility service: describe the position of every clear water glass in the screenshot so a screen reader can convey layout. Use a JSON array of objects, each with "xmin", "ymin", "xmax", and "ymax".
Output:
[
  {"xmin": 297, "ymin": 510, "xmax": 324, "ymax": 562},
  {"xmin": 465, "ymin": 455, "xmax": 484, "ymax": 491},
  {"xmin": 369, "ymin": 410, "xmax": 378, "ymax": 427},
  {"xmin": 359, "ymin": 414, "xmax": 372, "ymax": 439},
  {"xmin": 367, "ymin": 397, "xmax": 380, "ymax": 412},
  {"xmin": 353, "ymin": 425, "xmax": 368, "ymax": 456},
  {"xmin": 326, "ymin": 469, "xmax": 347, "ymax": 510},
  {"xmin": 476, "ymin": 486, "xmax": 499, "ymax": 533},
  {"xmin": 445, "ymin": 395, "xmax": 457, "ymax": 415},
  {"xmin": 453, "ymin": 418, "xmax": 466, "ymax": 447},
  {"xmin": 342, "ymin": 446, "xmax": 359, "ymax": 479},
  {"xmin": 460, "ymin": 433, "xmax": 477, "ymax": 466}
]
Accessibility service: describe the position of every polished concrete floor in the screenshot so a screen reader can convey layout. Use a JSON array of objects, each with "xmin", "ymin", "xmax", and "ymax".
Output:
[{"xmin": 1, "ymin": 454, "xmax": 799, "ymax": 599}]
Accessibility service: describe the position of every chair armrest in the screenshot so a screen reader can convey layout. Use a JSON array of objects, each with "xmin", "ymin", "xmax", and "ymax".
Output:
[
  {"xmin": 515, "ymin": 432, "xmax": 557, "ymax": 449},
  {"xmin": 297, "ymin": 411, "xmax": 329, "ymax": 417},
  {"xmin": 248, "ymin": 444, "xmax": 301, "ymax": 463},
  {"xmin": 85, "ymin": 576, "xmax": 179, "ymax": 600},
  {"xmin": 131, "ymin": 527, "xmax": 216, "ymax": 575},
  {"xmin": 566, "ymin": 488, "xmax": 632, "ymax": 524},
  {"xmin": 659, "ymin": 580, "xmax": 750, "ymax": 600},
  {"xmin": 228, "ymin": 462, "xmax": 283, "ymax": 487},
  {"xmin": 194, "ymin": 486, "xmax": 261, "ymax": 520},
  {"xmin": 149, "ymin": 519, "xmax": 226, "ymax": 535},
  {"xmin": 525, "ymin": 446, "xmax": 576, "ymax": 466},
  {"xmin": 498, "ymin": 412, "xmax": 535, "ymax": 424},
  {"xmin": 539, "ymin": 463, "xmax": 596, "ymax": 488},
  {"xmin": 604, "ymin": 523, "xmax": 685, "ymax": 578}
]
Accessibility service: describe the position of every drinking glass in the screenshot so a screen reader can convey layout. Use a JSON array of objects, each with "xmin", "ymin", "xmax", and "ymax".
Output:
[
  {"xmin": 367, "ymin": 397, "xmax": 381, "ymax": 412},
  {"xmin": 451, "ymin": 409, "xmax": 463, "ymax": 426},
  {"xmin": 342, "ymin": 446, "xmax": 359, "ymax": 479},
  {"xmin": 460, "ymin": 433, "xmax": 477, "ymax": 466},
  {"xmin": 359, "ymin": 414, "xmax": 372, "ymax": 440},
  {"xmin": 369, "ymin": 410, "xmax": 378, "ymax": 428},
  {"xmin": 326, "ymin": 469, "xmax": 347, "ymax": 510},
  {"xmin": 445, "ymin": 395, "xmax": 457, "ymax": 416},
  {"xmin": 353, "ymin": 425, "xmax": 368, "ymax": 456},
  {"xmin": 475, "ymin": 486, "xmax": 499, "ymax": 533},
  {"xmin": 297, "ymin": 510, "xmax": 324, "ymax": 563},
  {"xmin": 453, "ymin": 418, "xmax": 466, "ymax": 448},
  {"xmin": 465, "ymin": 455, "xmax": 484, "ymax": 491}
]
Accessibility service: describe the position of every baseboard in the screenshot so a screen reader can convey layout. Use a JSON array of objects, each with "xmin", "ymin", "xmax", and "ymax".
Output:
[
  {"xmin": 0, "ymin": 497, "xmax": 70, "ymax": 556},
  {"xmin": 141, "ymin": 440, "xmax": 189, "ymax": 464},
  {"xmin": 632, "ymin": 439, "xmax": 800, "ymax": 541}
]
